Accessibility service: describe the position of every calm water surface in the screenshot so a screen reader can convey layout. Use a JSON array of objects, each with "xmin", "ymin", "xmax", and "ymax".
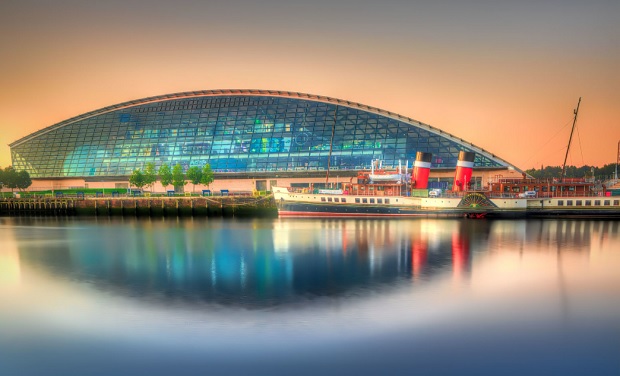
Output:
[{"xmin": 0, "ymin": 217, "xmax": 618, "ymax": 376}]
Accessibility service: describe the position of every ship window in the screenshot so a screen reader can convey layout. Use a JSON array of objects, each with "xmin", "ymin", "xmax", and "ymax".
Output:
[
  {"xmin": 355, "ymin": 198, "xmax": 360, "ymax": 203},
  {"xmin": 595, "ymin": 200, "xmax": 601, "ymax": 205},
  {"xmin": 567, "ymin": 200, "xmax": 573, "ymax": 206},
  {"xmin": 558, "ymin": 200, "xmax": 564, "ymax": 206},
  {"xmin": 576, "ymin": 200, "xmax": 582, "ymax": 206},
  {"xmin": 614, "ymin": 200, "xmax": 619, "ymax": 206},
  {"xmin": 377, "ymin": 198, "xmax": 383, "ymax": 204},
  {"xmin": 585, "ymin": 200, "xmax": 591, "ymax": 206},
  {"xmin": 321, "ymin": 197, "xmax": 326, "ymax": 202},
  {"xmin": 370, "ymin": 198, "xmax": 375, "ymax": 204},
  {"xmin": 604, "ymin": 200, "xmax": 610, "ymax": 206},
  {"xmin": 341, "ymin": 198, "xmax": 347, "ymax": 203},
  {"xmin": 385, "ymin": 199, "xmax": 390, "ymax": 204},
  {"xmin": 334, "ymin": 198, "xmax": 339, "ymax": 202},
  {"xmin": 328, "ymin": 197, "xmax": 332, "ymax": 202},
  {"xmin": 362, "ymin": 198, "xmax": 368, "ymax": 203}
]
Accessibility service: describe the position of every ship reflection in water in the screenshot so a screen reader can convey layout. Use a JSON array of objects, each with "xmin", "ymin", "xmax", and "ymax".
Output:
[{"xmin": 0, "ymin": 217, "xmax": 618, "ymax": 376}]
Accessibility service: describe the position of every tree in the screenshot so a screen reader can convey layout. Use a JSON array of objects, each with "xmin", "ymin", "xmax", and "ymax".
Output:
[
  {"xmin": 526, "ymin": 163, "xmax": 617, "ymax": 180},
  {"xmin": 129, "ymin": 169, "xmax": 147, "ymax": 190},
  {"xmin": 172, "ymin": 163, "xmax": 187, "ymax": 191},
  {"xmin": 3, "ymin": 167, "xmax": 18, "ymax": 192},
  {"xmin": 143, "ymin": 162, "xmax": 157, "ymax": 191},
  {"xmin": 0, "ymin": 167, "xmax": 4, "ymax": 190},
  {"xmin": 200, "ymin": 163, "xmax": 214, "ymax": 189},
  {"xmin": 158, "ymin": 164, "xmax": 173, "ymax": 191},
  {"xmin": 186, "ymin": 166, "xmax": 202, "ymax": 193},
  {"xmin": 16, "ymin": 170, "xmax": 32, "ymax": 191}
]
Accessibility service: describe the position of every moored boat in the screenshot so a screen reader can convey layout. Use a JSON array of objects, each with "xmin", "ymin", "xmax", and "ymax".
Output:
[
  {"xmin": 273, "ymin": 151, "xmax": 529, "ymax": 219},
  {"xmin": 490, "ymin": 177, "xmax": 620, "ymax": 218},
  {"xmin": 273, "ymin": 170, "xmax": 620, "ymax": 219},
  {"xmin": 273, "ymin": 99, "xmax": 620, "ymax": 219}
]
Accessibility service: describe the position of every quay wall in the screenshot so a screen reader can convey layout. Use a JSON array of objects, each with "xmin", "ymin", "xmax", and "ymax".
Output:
[{"xmin": 0, "ymin": 196, "xmax": 277, "ymax": 218}]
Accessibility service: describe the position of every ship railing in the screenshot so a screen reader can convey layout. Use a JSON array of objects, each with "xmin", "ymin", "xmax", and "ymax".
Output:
[
  {"xmin": 486, "ymin": 191, "xmax": 604, "ymax": 199},
  {"xmin": 496, "ymin": 178, "xmax": 590, "ymax": 184},
  {"xmin": 285, "ymin": 187, "xmax": 608, "ymax": 199}
]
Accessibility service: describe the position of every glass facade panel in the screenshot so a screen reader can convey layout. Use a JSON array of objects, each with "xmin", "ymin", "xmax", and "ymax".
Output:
[{"xmin": 10, "ymin": 92, "xmax": 507, "ymax": 178}]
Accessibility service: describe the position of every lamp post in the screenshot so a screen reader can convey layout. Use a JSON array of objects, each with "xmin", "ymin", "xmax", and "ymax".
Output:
[{"xmin": 616, "ymin": 140, "xmax": 619, "ymax": 181}]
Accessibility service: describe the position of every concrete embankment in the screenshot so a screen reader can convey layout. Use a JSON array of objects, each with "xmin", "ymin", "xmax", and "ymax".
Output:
[{"xmin": 0, "ymin": 196, "xmax": 277, "ymax": 218}]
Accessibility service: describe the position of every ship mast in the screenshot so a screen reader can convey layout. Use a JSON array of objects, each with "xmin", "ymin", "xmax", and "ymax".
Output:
[
  {"xmin": 325, "ymin": 105, "xmax": 338, "ymax": 184},
  {"xmin": 560, "ymin": 97, "xmax": 581, "ymax": 183}
]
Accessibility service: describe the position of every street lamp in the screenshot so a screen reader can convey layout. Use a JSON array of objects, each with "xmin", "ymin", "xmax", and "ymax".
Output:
[{"xmin": 615, "ymin": 141, "xmax": 620, "ymax": 180}]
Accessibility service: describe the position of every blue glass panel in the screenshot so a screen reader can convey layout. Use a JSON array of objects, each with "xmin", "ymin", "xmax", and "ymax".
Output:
[{"xmin": 12, "ymin": 94, "xmax": 506, "ymax": 178}]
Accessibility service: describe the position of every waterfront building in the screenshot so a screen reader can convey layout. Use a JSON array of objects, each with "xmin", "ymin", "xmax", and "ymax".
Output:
[{"xmin": 9, "ymin": 90, "xmax": 524, "ymax": 192}]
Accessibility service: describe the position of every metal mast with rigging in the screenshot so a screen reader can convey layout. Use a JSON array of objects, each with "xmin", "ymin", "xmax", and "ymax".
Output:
[{"xmin": 561, "ymin": 97, "xmax": 581, "ymax": 183}]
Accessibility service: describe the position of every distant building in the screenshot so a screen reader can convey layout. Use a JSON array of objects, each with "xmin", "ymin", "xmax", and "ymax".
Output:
[{"xmin": 9, "ymin": 90, "xmax": 523, "ymax": 191}]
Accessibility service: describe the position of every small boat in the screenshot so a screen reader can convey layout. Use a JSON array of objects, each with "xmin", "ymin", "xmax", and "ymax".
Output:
[{"xmin": 367, "ymin": 159, "xmax": 408, "ymax": 183}]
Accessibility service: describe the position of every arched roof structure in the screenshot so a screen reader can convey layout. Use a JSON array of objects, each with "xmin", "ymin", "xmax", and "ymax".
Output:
[{"xmin": 10, "ymin": 90, "xmax": 519, "ymax": 178}]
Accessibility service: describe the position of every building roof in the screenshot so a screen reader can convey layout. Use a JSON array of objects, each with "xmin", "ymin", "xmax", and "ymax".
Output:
[{"xmin": 9, "ymin": 89, "xmax": 520, "ymax": 172}]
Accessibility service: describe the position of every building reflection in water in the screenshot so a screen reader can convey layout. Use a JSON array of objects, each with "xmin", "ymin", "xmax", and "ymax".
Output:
[
  {"xmin": 0, "ymin": 223, "xmax": 21, "ymax": 289},
  {"xmin": 9, "ymin": 217, "xmax": 617, "ymax": 308}
]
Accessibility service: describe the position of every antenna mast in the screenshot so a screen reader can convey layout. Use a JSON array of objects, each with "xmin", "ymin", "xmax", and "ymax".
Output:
[
  {"xmin": 561, "ymin": 97, "xmax": 581, "ymax": 182},
  {"xmin": 325, "ymin": 105, "xmax": 338, "ymax": 184},
  {"xmin": 614, "ymin": 141, "xmax": 620, "ymax": 180}
]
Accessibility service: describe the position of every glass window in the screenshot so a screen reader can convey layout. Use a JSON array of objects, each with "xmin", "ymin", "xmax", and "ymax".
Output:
[{"xmin": 13, "ymin": 94, "xmax": 505, "ymax": 178}]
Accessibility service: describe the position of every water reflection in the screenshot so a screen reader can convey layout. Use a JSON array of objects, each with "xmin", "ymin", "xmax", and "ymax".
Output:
[
  {"xmin": 1, "ymin": 217, "xmax": 619, "ymax": 376},
  {"xmin": 0, "ymin": 225, "xmax": 21, "ymax": 288},
  {"xmin": 6, "ymin": 217, "xmax": 617, "ymax": 309}
]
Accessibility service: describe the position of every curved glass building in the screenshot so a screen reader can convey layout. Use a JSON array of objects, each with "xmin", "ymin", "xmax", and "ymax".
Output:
[{"xmin": 10, "ymin": 90, "xmax": 515, "ymax": 179}]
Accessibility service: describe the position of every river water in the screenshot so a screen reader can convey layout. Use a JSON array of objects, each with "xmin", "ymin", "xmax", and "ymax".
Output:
[{"xmin": 0, "ymin": 217, "xmax": 618, "ymax": 376}]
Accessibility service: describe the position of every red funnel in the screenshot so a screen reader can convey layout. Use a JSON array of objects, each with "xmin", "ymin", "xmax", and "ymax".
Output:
[
  {"xmin": 453, "ymin": 151, "xmax": 475, "ymax": 192},
  {"xmin": 412, "ymin": 152, "xmax": 432, "ymax": 189}
]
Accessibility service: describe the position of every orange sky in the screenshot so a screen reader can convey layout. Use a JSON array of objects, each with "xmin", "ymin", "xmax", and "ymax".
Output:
[{"xmin": 1, "ymin": 0, "xmax": 618, "ymax": 170}]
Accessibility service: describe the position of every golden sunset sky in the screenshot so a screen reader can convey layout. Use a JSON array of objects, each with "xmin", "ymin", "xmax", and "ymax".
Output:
[{"xmin": 1, "ymin": 0, "xmax": 618, "ymax": 170}]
